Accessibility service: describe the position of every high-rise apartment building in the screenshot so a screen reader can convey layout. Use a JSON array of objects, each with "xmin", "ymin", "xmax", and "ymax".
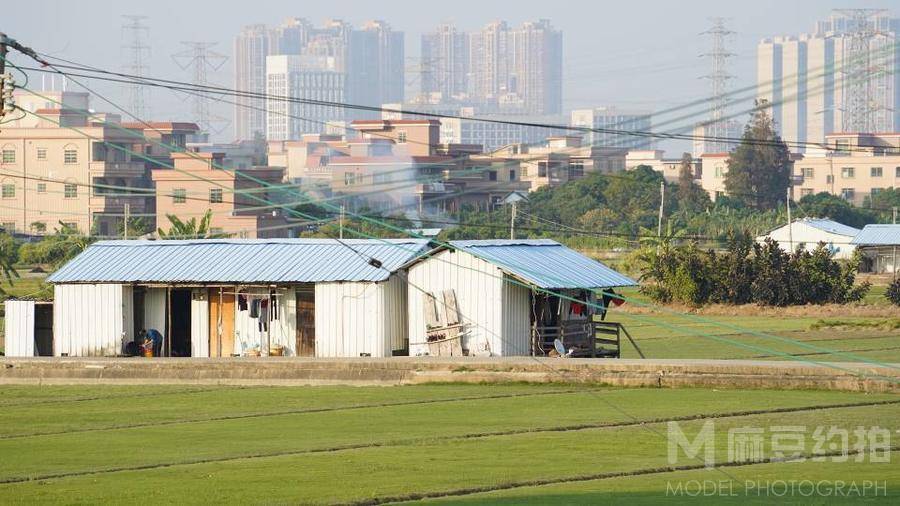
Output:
[
  {"xmin": 420, "ymin": 20, "xmax": 562, "ymax": 115},
  {"xmin": 757, "ymin": 10, "xmax": 900, "ymax": 151},
  {"xmin": 347, "ymin": 20, "xmax": 405, "ymax": 115},
  {"xmin": 233, "ymin": 18, "xmax": 404, "ymax": 141},
  {"xmin": 265, "ymin": 55, "xmax": 346, "ymax": 141},
  {"xmin": 420, "ymin": 23, "xmax": 470, "ymax": 100},
  {"xmin": 233, "ymin": 25, "xmax": 269, "ymax": 142}
]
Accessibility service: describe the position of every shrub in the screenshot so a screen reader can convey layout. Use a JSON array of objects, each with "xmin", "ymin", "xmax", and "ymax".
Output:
[{"xmin": 887, "ymin": 278, "xmax": 900, "ymax": 306}]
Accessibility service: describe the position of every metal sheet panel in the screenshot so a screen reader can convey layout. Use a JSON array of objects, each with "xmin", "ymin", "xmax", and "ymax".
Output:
[
  {"xmin": 851, "ymin": 224, "xmax": 900, "ymax": 246},
  {"xmin": 4, "ymin": 300, "xmax": 35, "ymax": 357},
  {"xmin": 48, "ymin": 239, "xmax": 430, "ymax": 284},
  {"xmin": 449, "ymin": 239, "xmax": 637, "ymax": 289},
  {"xmin": 407, "ymin": 249, "xmax": 506, "ymax": 357},
  {"xmin": 315, "ymin": 282, "xmax": 389, "ymax": 358},
  {"xmin": 190, "ymin": 289, "xmax": 209, "ymax": 358},
  {"xmin": 53, "ymin": 284, "xmax": 125, "ymax": 357}
]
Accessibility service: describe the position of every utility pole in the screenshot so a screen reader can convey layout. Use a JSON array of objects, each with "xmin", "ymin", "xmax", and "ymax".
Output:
[
  {"xmin": 510, "ymin": 200, "xmax": 517, "ymax": 240},
  {"xmin": 657, "ymin": 181, "xmax": 665, "ymax": 239},
  {"xmin": 122, "ymin": 15, "xmax": 151, "ymax": 119},
  {"xmin": 172, "ymin": 42, "xmax": 228, "ymax": 138},
  {"xmin": 786, "ymin": 187, "xmax": 793, "ymax": 252},
  {"xmin": 123, "ymin": 203, "xmax": 130, "ymax": 240},
  {"xmin": 339, "ymin": 204, "xmax": 345, "ymax": 239}
]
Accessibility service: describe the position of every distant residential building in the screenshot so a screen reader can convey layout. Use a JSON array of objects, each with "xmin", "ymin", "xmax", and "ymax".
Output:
[
  {"xmin": 1, "ymin": 91, "xmax": 154, "ymax": 236},
  {"xmin": 757, "ymin": 10, "xmax": 900, "ymax": 149},
  {"xmin": 233, "ymin": 24, "xmax": 270, "ymax": 142},
  {"xmin": 699, "ymin": 153, "xmax": 730, "ymax": 201},
  {"xmin": 755, "ymin": 218, "xmax": 860, "ymax": 260},
  {"xmin": 234, "ymin": 19, "xmax": 404, "ymax": 141},
  {"xmin": 792, "ymin": 132, "xmax": 900, "ymax": 205},
  {"xmin": 420, "ymin": 20, "xmax": 562, "ymax": 115},
  {"xmin": 382, "ymin": 101, "xmax": 565, "ymax": 151},
  {"xmin": 151, "ymin": 152, "xmax": 287, "ymax": 238},
  {"xmin": 420, "ymin": 23, "xmax": 470, "ymax": 101},
  {"xmin": 347, "ymin": 20, "xmax": 405, "ymax": 113},
  {"xmin": 265, "ymin": 55, "xmax": 346, "ymax": 141},
  {"xmin": 625, "ymin": 150, "xmax": 700, "ymax": 183},
  {"xmin": 570, "ymin": 107, "xmax": 653, "ymax": 150}
]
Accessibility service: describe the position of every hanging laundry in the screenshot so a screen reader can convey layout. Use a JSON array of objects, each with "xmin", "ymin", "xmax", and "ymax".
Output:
[
  {"xmin": 270, "ymin": 291, "xmax": 279, "ymax": 320},
  {"xmin": 259, "ymin": 299, "xmax": 269, "ymax": 332},
  {"xmin": 249, "ymin": 298, "xmax": 260, "ymax": 318},
  {"xmin": 237, "ymin": 291, "xmax": 248, "ymax": 311}
]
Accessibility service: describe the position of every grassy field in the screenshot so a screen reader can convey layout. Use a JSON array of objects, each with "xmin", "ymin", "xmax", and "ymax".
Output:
[{"xmin": 0, "ymin": 383, "xmax": 895, "ymax": 504}]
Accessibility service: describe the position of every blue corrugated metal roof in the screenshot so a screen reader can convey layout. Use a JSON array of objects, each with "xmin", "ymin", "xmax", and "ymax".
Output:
[
  {"xmin": 801, "ymin": 218, "xmax": 861, "ymax": 237},
  {"xmin": 48, "ymin": 239, "xmax": 430, "ymax": 284},
  {"xmin": 448, "ymin": 239, "xmax": 637, "ymax": 289},
  {"xmin": 851, "ymin": 224, "xmax": 900, "ymax": 246}
]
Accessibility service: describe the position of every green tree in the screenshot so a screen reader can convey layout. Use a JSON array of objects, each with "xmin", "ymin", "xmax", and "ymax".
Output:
[
  {"xmin": 18, "ymin": 223, "xmax": 93, "ymax": 269},
  {"xmin": 725, "ymin": 102, "xmax": 792, "ymax": 210},
  {"xmin": 865, "ymin": 187, "xmax": 900, "ymax": 212},
  {"xmin": 0, "ymin": 232, "xmax": 20, "ymax": 295},
  {"xmin": 797, "ymin": 192, "xmax": 877, "ymax": 228},
  {"xmin": 157, "ymin": 210, "xmax": 225, "ymax": 239},
  {"xmin": 675, "ymin": 152, "xmax": 711, "ymax": 213}
]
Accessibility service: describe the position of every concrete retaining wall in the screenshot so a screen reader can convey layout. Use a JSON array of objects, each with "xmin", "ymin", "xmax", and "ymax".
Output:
[{"xmin": 0, "ymin": 357, "xmax": 897, "ymax": 392}]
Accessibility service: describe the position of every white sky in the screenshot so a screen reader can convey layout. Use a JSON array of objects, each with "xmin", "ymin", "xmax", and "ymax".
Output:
[{"xmin": 3, "ymin": 0, "xmax": 895, "ymax": 150}]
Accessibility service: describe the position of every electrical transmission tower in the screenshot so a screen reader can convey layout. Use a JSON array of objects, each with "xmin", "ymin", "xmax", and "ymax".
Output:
[
  {"xmin": 835, "ymin": 8, "xmax": 889, "ymax": 133},
  {"xmin": 122, "ymin": 15, "xmax": 151, "ymax": 119},
  {"xmin": 699, "ymin": 17, "xmax": 734, "ymax": 153},
  {"xmin": 172, "ymin": 41, "xmax": 228, "ymax": 137}
]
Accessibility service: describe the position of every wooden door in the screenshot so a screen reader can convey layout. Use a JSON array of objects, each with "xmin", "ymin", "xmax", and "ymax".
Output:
[
  {"xmin": 208, "ymin": 289, "xmax": 236, "ymax": 357},
  {"xmin": 295, "ymin": 289, "xmax": 315, "ymax": 357}
]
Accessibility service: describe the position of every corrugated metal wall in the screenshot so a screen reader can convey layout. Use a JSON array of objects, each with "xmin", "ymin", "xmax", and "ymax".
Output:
[
  {"xmin": 234, "ymin": 287, "xmax": 296, "ymax": 356},
  {"xmin": 191, "ymin": 289, "xmax": 209, "ymax": 357},
  {"xmin": 4, "ymin": 300, "xmax": 34, "ymax": 357},
  {"xmin": 315, "ymin": 281, "xmax": 392, "ymax": 357},
  {"xmin": 408, "ymin": 249, "xmax": 521, "ymax": 356},
  {"xmin": 383, "ymin": 275, "xmax": 408, "ymax": 353},
  {"xmin": 502, "ymin": 275, "xmax": 532, "ymax": 355},
  {"xmin": 54, "ymin": 284, "xmax": 126, "ymax": 357}
]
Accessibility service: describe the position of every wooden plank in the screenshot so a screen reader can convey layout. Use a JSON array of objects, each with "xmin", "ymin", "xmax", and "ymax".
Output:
[
  {"xmin": 423, "ymin": 292, "xmax": 440, "ymax": 327},
  {"xmin": 441, "ymin": 289, "xmax": 460, "ymax": 325}
]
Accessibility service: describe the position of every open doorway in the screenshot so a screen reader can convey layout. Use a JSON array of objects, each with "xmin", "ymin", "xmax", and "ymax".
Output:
[
  {"xmin": 295, "ymin": 286, "xmax": 315, "ymax": 357},
  {"xmin": 170, "ymin": 289, "xmax": 192, "ymax": 356}
]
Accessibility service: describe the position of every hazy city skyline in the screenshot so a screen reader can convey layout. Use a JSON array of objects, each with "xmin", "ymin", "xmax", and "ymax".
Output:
[{"xmin": 4, "ymin": 0, "xmax": 896, "ymax": 148}]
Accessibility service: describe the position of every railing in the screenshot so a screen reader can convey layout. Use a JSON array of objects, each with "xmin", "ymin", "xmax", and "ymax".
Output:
[{"xmin": 532, "ymin": 319, "xmax": 644, "ymax": 359}]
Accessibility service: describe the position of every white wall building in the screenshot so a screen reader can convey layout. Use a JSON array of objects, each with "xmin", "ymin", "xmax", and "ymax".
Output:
[
  {"xmin": 571, "ymin": 107, "xmax": 653, "ymax": 150},
  {"xmin": 265, "ymin": 55, "xmax": 346, "ymax": 141},
  {"xmin": 755, "ymin": 218, "xmax": 860, "ymax": 260}
]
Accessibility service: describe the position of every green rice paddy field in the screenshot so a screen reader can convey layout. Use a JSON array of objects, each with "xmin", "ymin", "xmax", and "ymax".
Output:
[{"xmin": 0, "ymin": 383, "xmax": 896, "ymax": 504}]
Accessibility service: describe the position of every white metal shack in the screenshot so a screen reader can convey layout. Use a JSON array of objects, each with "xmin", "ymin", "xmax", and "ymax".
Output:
[{"xmin": 46, "ymin": 238, "xmax": 429, "ymax": 358}]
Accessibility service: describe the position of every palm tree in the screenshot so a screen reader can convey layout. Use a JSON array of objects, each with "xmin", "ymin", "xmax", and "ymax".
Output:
[{"xmin": 157, "ymin": 210, "xmax": 227, "ymax": 239}]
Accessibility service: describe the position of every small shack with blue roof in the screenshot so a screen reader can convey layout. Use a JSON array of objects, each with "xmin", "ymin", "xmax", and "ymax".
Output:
[
  {"xmin": 35, "ymin": 238, "xmax": 429, "ymax": 358},
  {"xmin": 405, "ymin": 239, "xmax": 637, "ymax": 357}
]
